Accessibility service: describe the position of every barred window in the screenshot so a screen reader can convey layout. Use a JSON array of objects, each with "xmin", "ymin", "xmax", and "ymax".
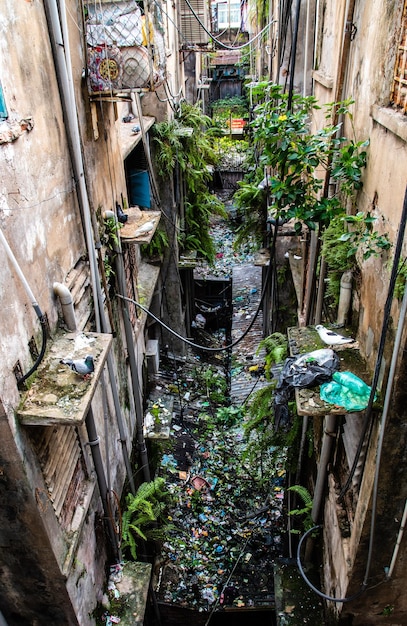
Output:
[{"xmin": 391, "ymin": 0, "xmax": 407, "ymax": 113}]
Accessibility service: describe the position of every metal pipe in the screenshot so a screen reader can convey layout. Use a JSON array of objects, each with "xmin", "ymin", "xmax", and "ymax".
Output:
[
  {"xmin": 0, "ymin": 227, "xmax": 47, "ymax": 383},
  {"xmin": 340, "ymin": 185, "xmax": 407, "ymax": 498},
  {"xmin": 287, "ymin": 0, "xmax": 302, "ymax": 111},
  {"xmin": 303, "ymin": 0, "xmax": 311, "ymax": 96},
  {"xmin": 367, "ymin": 273, "xmax": 407, "ymax": 583},
  {"xmin": 53, "ymin": 282, "xmax": 77, "ymax": 331},
  {"xmin": 314, "ymin": 255, "xmax": 326, "ymax": 325},
  {"xmin": 86, "ymin": 407, "xmax": 120, "ymax": 561},
  {"xmin": 44, "ymin": 0, "xmax": 100, "ymax": 328},
  {"xmin": 311, "ymin": 414, "xmax": 338, "ymax": 523},
  {"xmin": 45, "ymin": 0, "xmax": 138, "ymax": 521},
  {"xmin": 94, "ymin": 216, "xmax": 136, "ymax": 495},
  {"xmin": 115, "ymin": 248, "xmax": 151, "ymax": 483},
  {"xmin": 304, "ymin": 229, "xmax": 319, "ymax": 324}
]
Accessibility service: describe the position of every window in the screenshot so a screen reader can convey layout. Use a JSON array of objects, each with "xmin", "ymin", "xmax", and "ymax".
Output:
[
  {"xmin": 217, "ymin": 1, "xmax": 241, "ymax": 28},
  {"xmin": 391, "ymin": 0, "xmax": 407, "ymax": 113}
]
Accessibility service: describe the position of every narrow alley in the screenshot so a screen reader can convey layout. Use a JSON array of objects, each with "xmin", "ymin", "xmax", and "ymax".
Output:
[{"xmin": 131, "ymin": 214, "xmax": 324, "ymax": 626}]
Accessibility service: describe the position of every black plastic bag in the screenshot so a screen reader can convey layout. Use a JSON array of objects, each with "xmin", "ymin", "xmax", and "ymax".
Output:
[{"xmin": 274, "ymin": 349, "xmax": 340, "ymax": 430}]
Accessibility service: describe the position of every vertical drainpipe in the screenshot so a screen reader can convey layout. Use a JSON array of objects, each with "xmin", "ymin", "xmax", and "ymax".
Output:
[
  {"xmin": 44, "ymin": 0, "xmax": 120, "ymax": 559},
  {"xmin": 311, "ymin": 414, "xmax": 338, "ymax": 523},
  {"xmin": 114, "ymin": 242, "xmax": 151, "ymax": 484},
  {"xmin": 56, "ymin": 0, "xmax": 138, "ymax": 496},
  {"xmin": 304, "ymin": 413, "xmax": 338, "ymax": 563}
]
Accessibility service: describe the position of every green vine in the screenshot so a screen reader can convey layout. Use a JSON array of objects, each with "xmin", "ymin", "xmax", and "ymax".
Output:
[
  {"xmin": 152, "ymin": 102, "xmax": 227, "ymax": 262},
  {"xmin": 233, "ymin": 84, "xmax": 370, "ymax": 248}
]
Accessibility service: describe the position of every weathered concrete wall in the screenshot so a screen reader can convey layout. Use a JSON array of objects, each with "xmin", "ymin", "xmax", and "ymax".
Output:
[
  {"xmin": 0, "ymin": 402, "xmax": 79, "ymax": 625},
  {"xmin": 0, "ymin": 0, "xmax": 149, "ymax": 623},
  {"xmin": 310, "ymin": 1, "xmax": 407, "ymax": 623}
]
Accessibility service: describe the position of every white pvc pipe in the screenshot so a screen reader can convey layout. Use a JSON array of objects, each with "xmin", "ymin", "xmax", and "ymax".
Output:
[
  {"xmin": 53, "ymin": 282, "xmax": 77, "ymax": 331},
  {"xmin": 45, "ymin": 0, "xmax": 100, "ymax": 329},
  {"xmin": 387, "ymin": 499, "xmax": 407, "ymax": 578},
  {"xmin": 0, "ymin": 228, "xmax": 38, "ymax": 307},
  {"xmin": 337, "ymin": 270, "xmax": 353, "ymax": 326}
]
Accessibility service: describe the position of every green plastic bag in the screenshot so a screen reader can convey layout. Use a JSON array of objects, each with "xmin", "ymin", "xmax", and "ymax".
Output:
[{"xmin": 320, "ymin": 371, "xmax": 374, "ymax": 412}]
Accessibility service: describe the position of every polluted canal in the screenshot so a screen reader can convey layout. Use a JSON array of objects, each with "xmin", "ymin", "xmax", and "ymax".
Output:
[{"xmin": 131, "ymin": 210, "xmax": 324, "ymax": 626}]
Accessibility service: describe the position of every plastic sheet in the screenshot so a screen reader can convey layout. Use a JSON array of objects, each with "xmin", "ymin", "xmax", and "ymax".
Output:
[{"xmin": 320, "ymin": 371, "xmax": 373, "ymax": 412}]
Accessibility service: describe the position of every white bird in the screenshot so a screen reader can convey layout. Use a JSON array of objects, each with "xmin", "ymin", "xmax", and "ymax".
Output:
[
  {"xmin": 315, "ymin": 325, "xmax": 355, "ymax": 348},
  {"xmin": 134, "ymin": 221, "xmax": 155, "ymax": 238}
]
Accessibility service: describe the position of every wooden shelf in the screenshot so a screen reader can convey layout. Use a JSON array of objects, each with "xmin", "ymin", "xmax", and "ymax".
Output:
[
  {"xmin": 18, "ymin": 332, "xmax": 112, "ymax": 426},
  {"xmin": 287, "ymin": 326, "xmax": 368, "ymax": 417},
  {"xmin": 119, "ymin": 206, "xmax": 161, "ymax": 244},
  {"xmin": 119, "ymin": 115, "xmax": 155, "ymax": 160}
]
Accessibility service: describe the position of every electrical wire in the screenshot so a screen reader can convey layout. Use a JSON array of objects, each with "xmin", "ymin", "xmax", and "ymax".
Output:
[
  {"xmin": 297, "ymin": 526, "xmax": 368, "ymax": 603},
  {"xmin": 181, "ymin": 0, "xmax": 275, "ymax": 51},
  {"xmin": 116, "ymin": 253, "xmax": 272, "ymax": 353}
]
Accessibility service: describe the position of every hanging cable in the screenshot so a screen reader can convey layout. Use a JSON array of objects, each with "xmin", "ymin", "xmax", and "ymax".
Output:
[
  {"xmin": 116, "ymin": 252, "xmax": 273, "ymax": 353},
  {"xmin": 178, "ymin": 0, "xmax": 275, "ymax": 51},
  {"xmin": 297, "ymin": 526, "xmax": 368, "ymax": 603},
  {"xmin": 0, "ymin": 227, "xmax": 48, "ymax": 386},
  {"xmin": 287, "ymin": 0, "xmax": 301, "ymax": 111}
]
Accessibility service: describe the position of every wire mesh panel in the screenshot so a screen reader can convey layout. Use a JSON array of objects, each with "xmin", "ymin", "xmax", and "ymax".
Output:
[{"xmin": 84, "ymin": 0, "xmax": 166, "ymax": 94}]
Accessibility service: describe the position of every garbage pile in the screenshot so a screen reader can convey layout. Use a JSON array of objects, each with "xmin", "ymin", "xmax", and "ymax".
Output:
[
  {"xmin": 153, "ymin": 385, "xmax": 287, "ymax": 612},
  {"xmin": 194, "ymin": 217, "xmax": 254, "ymax": 280}
]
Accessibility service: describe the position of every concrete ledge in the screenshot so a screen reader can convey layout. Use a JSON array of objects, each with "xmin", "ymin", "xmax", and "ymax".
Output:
[
  {"xmin": 115, "ymin": 561, "xmax": 152, "ymax": 626},
  {"xmin": 371, "ymin": 104, "xmax": 407, "ymax": 143},
  {"xmin": 312, "ymin": 70, "xmax": 334, "ymax": 90}
]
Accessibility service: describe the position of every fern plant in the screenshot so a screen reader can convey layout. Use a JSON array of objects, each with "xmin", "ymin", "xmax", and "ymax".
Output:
[
  {"xmin": 141, "ymin": 226, "xmax": 169, "ymax": 258},
  {"xmin": 257, "ymin": 332, "xmax": 288, "ymax": 379},
  {"xmin": 121, "ymin": 477, "xmax": 173, "ymax": 560},
  {"xmin": 287, "ymin": 484, "xmax": 313, "ymax": 534}
]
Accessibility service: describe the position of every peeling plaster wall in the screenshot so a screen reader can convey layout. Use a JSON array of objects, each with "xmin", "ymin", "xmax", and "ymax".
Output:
[
  {"xmin": 311, "ymin": 1, "xmax": 407, "ymax": 623},
  {"xmin": 0, "ymin": 1, "xmax": 138, "ymax": 624}
]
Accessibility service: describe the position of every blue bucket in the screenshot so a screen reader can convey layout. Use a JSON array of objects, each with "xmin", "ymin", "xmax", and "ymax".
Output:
[{"xmin": 128, "ymin": 169, "xmax": 151, "ymax": 208}]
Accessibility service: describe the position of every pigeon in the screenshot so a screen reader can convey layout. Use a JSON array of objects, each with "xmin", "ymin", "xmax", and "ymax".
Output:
[
  {"xmin": 315, "ymin": 325, "xmax": 355, "ymax": 348},
  {"xmin": 60, "ymin": 355, "xmax": 95, "ymax": 378},
  {"xmin": 115, "ymin": 202, "xmax": 128, "ymax": 224},
  {"xmin": 134, "ymin": 220, "xmax": 155, "ymax": 238}
]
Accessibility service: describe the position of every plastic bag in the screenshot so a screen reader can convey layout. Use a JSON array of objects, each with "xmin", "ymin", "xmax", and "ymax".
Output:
[
  {"xmin": 274, "ymin": 349, "xmax": 340, "ymax": 430},
  {"xmin": 320, "ymin": 371, "xmax": 374, "ymax": 412}
]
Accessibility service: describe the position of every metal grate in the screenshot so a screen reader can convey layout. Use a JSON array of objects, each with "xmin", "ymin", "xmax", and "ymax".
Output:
[
  {"xmin": 391, "ymin": 0, "xmax": 407, "ymax": 113},
  {"xmin": 84, "ymin": 0, "xmax": 166, "ymax": 93}
]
